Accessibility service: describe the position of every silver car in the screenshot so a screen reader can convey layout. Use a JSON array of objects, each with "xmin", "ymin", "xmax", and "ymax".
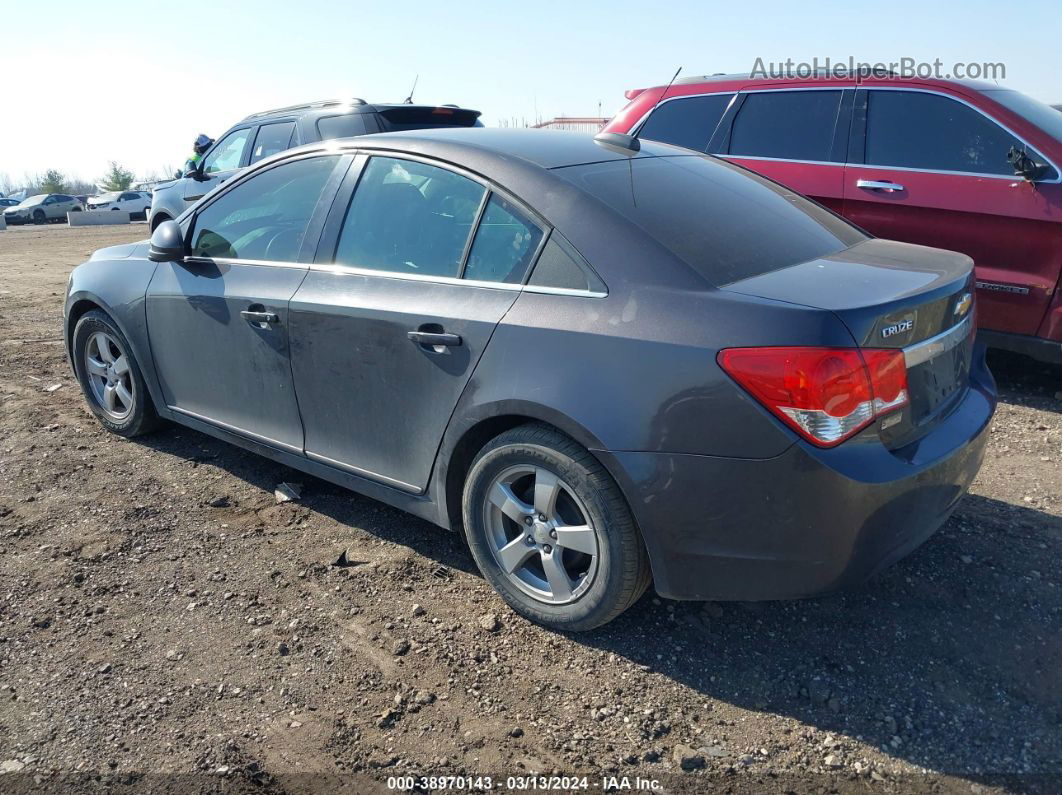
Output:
[{"xmin": 2, "ymin": 193, "xmax": 84, "ymax": 225}]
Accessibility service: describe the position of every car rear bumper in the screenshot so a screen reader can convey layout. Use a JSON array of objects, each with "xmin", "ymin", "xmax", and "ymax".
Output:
[
  {"xmin": 598, "ymin": 347, "xmax": 996, "ymax": 601},
  {"xmin": 978, "ymin": 329, "xmax": 1062, "ymax": 365}
]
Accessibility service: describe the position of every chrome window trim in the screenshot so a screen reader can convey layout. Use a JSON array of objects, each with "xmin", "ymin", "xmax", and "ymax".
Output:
[
  {"xmin": 902, "ymin": 315, "xmax": 973, "ymax": 368},
  {"xmin": 859, "ymin": 86, "xmax": 1062, "ymax": 183},
  {"xmin": 185, "ymin": 256, "xmax": 307, "ymax": 270},
  {"xmin": 721, "ymin": 154, "xmax": 844, "ymax": 168}
]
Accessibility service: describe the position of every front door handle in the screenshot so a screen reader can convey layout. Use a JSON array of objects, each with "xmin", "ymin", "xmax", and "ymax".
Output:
[
  {"xmin": 242, "ymin": 309, "xmax": 279, "ymax": 325},
  {"xmin": 407, "ymin": 330, "xmax": 462, "ymax": 347},
  {"xmin": 856, "ymin": 178, "xmax": 905, "ymax": 192}
]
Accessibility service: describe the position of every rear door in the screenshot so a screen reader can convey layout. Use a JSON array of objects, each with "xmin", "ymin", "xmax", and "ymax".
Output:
[
  {"xmin": 147, "ymin": 153, "xmax": 347, "ymax": 451},
  {"xmin": 182, "ymin": 126, "xmax": 252, "ymax": 206},
  {"xmin": 720, "ymin": 88, "xmax": 852, "ymax": 215},
  {"xmin": 290, "ymin": 154, "xmax": 545, "ymax": 492},
  {"xmin": 843, "ymin": 88, "xmax": 1062, "ymax": 336}
]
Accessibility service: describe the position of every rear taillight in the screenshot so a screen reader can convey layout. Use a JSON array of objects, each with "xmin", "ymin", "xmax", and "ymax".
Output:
[{"xmin": 718, "ymin": 347, "xmax": 909, "ymax": 447}]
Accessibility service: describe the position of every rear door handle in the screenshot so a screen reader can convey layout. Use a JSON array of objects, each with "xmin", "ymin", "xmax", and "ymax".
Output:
[
  {"xmin": 407, "ymin": 331, "xmax": 462, "ymax": 347},
  {"xmin": 241, "ymin": 309, "xmax": 279, "ymax": 325},
  {"xmin": 856, "ymin": 178, "xmax": 905, "ymax": 192}
]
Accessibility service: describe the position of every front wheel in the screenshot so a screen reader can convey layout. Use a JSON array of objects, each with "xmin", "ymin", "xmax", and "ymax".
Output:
[
  {"xmin": 72, "ymin": 310, "xmax": 162, "ymax": 437},
  {"xmin": 462, "ymin": 424, "xmax": 651, "ymax": 632},
  {"xmin": 32, "ymin": 209, "xmax": 45, "ymax": 224}
]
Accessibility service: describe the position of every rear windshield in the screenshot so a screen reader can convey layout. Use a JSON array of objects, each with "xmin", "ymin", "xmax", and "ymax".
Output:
[
  {"xmin": 557, "ymin": 155, "xmax": 865, "ymax": 286},
  {"xmin": 377, "ymin": 106, "xmax": 481, "ymax": 132}
]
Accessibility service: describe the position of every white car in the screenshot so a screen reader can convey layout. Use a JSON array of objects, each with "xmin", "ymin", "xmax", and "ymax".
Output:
[{"xmin": 87, "ymin": 191, "xmax": 151, "ymax": 217}]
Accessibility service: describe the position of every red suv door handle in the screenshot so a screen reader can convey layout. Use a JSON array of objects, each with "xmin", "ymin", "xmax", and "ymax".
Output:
[{"xmin": 856, "ymin": 178, "xmax": 905, "ymax": 193}]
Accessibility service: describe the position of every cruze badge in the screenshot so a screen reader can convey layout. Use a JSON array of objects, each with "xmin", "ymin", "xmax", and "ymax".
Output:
[
  {"xmin": 881, "ymin": 319, "xmax": 914, "ymax": 339},
  {"xmin": 954, "ymin": 292, "xmax": 973, "ymax": 318}
]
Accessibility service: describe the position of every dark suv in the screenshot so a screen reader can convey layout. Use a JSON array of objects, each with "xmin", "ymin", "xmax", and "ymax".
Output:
[
  {"xmin": 605, "ymin": 73, "xmax": 1062, "ymax": 365},
  {"xmin": 149, "ymin": 99, "xmax": 482, "ymax": 229}
]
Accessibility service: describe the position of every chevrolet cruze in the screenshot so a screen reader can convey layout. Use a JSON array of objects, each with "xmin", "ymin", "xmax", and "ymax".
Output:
[{"xmin": 64, "ymin": 129, "xmax": 996, "ymax": 630}]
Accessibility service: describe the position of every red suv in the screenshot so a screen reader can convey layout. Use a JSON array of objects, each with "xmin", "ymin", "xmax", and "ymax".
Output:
[{"xmin": 605, "ymin": 73, "xmax": 1062, "ymax": 364}]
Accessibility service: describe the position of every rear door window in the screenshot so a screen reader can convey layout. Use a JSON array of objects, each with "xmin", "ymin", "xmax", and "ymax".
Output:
[
  {"xmin": 463, "ymin": 195, "xmax": 544, "ymax": 283},
  {"xmin": 202, "ymin": 128, "xmax": 251, "ymax": 174},
  {"xmin": 335, "ymin": 157, "xmax": 486, "ymax": 279},
  {"xmin": 637, "ymin": 93, "xmax": 734, "ymax": 152},
  {"xmin": 729, "ymin": 90, "xmax": 843, "ymax": 162},
  {"xmin": 558, "ymin": 154, "xmax": 864, "ymax": 286},
  {"xmin": 864, "ymin": 90, "xmax": 1041, "ymax": 176},
  {"xmin": 249, "ymin": 121, "xmax": 296, "ymax": 164}
]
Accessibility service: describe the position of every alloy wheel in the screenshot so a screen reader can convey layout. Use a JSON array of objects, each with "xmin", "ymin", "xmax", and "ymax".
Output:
[
  {"xmin": 482, "ymin": 465, "xmax": 599, "ymax": 605},
  {"xmin": 84, "ymin": 331, "xmax": 135, "ymax": 420}
]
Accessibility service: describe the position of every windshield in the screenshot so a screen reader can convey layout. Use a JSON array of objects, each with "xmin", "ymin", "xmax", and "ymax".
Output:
[
  {"xmin": 983, "ymin": 90, "xmax": 1062, "ymax": 144},
  {"xmin": 18, "ymin": 195, "xmax": 46, "ymax": 207},
  {"xmin": 558, "ymin": 155, "xmax": 866, "ymax": 286},
  {"xmin": 94, "ymin": 192, "xmax": 121, "ymax": 201}
]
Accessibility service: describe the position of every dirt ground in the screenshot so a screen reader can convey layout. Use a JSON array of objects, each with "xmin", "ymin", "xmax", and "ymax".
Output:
[{"xmin": 0, "ymin": 224, "xmax": 1059, "ymax": 794}]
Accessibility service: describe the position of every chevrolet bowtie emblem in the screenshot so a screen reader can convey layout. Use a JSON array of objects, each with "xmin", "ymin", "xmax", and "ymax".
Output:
[{"xmin": 954, "ymin": 292, "xmax": 972, "ymax": 318}]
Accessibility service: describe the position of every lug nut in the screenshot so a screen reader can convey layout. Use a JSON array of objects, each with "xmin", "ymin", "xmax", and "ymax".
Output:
[
  {"xmin": 543, "ymin": 544, "xmax": 553, "ymax": 554},
  {"xmin": 538, "ymin": 514, "xmax": 546, "ymax": 521},
  {"xmin": 524, "ymin": 516, "xmax": 533, "ymax": 526},
  {"xmin": 525, "ymin": 535, "xmax": 534, "ymax": 544},
  {"xmin": 549, "ymin": 529, "xmax": 557, "ymax": 539}
]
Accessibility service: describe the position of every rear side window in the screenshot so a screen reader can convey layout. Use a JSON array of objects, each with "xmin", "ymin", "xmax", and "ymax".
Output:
[
  {"xmin": 730, "ymin": 90, "xmax": 843, "ymax": 162},
  {"xmin": 335, "ymin": 157, "xmax": 485, "ymax": 278},
  {"xmin": 191, "ymin": 156, "xmax": 339, "ymax": 262},
  {"xmin": 865, "ymin": 90, "xmax": 1037, "ymax": 176},
  {"xmin": 637, "ymin": 94, "xmax": 734, "ymax": 152},
  {"xmin": 250, "ymin": 121, "xmax": 296, "ymax": 164},
  {"xmin": 559, "ymin": 155, "xmax": 865, "ymax": 286},
  {"xmin": 528, "ymin": 234, "xmax": 606, "ymax": 293},
  {"xmin": 317, "ymin": 114, "xmax": 373, "ymax": 140},
  {"xmin": 463, "ymin": 195, "xmax": 544, "ymax": 283}
]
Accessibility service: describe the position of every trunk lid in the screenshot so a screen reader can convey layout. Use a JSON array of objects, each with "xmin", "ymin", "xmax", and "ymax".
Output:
[{"xmin": 723, "ymin": 239, "xmax": 976, "ymax": 447}]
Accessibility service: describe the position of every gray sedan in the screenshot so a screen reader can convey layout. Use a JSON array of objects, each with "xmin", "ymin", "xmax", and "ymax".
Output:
[
  {"xmin": 4, "ymin": 193, "xmax": 83, "ymax": 224},
  {"xmin": 64, "ymin": 130, "xmax": 995, "ymax": 630}
]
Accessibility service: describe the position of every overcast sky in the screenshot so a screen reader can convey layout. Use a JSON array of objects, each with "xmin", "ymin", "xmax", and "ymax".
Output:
[{"xmin": 3, "ymin": 0, "xmax": 1060, "ymax": 186}]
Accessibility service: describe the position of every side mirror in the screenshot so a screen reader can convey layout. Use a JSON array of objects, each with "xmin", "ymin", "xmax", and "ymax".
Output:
[
  {"xmin": 1008, "ymin": 146, "xmax": 1047, "ymax": 182},
  {"xmin": 148, "ymin": 220, "xmax": 186, "ymax": 263}
]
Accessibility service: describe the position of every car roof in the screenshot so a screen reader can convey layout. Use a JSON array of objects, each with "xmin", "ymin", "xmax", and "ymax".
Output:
[
  {"xmin": 631, "ymin": 71, "xmax": 1003, "ymax": 95},
  {"xmin": 242, "ymin": 99, "xmax": 480, "ymax": 123},
  {"xmin": 318, "ymin": 127, "xmax": 681, "ymax": 170}
]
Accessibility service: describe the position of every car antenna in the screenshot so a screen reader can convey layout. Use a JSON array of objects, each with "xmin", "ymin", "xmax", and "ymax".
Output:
[
  {"xmin": 594, "ymin": 66, "xmax": 681, "ymax": 153},
  {"xmin": 404, "ymin": 74, "xmax": 419, "ymax": 105}
]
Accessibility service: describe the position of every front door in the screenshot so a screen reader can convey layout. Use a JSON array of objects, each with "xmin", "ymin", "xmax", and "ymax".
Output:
[
  {"xmin": 147, "ymin": 153, "xmax": 345, "ymax": 451},
  {"xmin": 182, "ymin": 127, "xmax": 253, "ymax": 207},
  {"xmin": 843, "ymin": 88, "xmax": 1062, "ymax": 337},
  {"xmin": 290, "ymin": 155, "xmax": 546, "ymax": 492}
]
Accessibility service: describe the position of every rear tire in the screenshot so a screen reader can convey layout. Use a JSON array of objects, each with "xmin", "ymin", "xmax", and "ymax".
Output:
[
  {"xmin": 72, "ymin": 310, "xmax": 162, "ymax": 437},
  {"xmin": 462, "ymin": 423, "xmax": 650, "ymax": 632}
]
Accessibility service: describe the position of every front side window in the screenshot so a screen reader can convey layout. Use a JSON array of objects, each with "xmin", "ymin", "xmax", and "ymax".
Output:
[
  {"xmin": 202, "ymin": 128, "xmax": 251, "ymax": 174},
  {"xmin": 335, "ymin": 157, "xmax": 485, "ymax": 278},
  {"xmin": 730, "ymin": 90, "xmax": 843, "ymax": 162},
  {"xmin": 638, "ymin": 93, "xmax": 734, "ymax": 152},
  {"xmin": 191, "ymin": 156, "xmax": 339, "ymax": 262},
  {"xmin": 865, "ymin": 90, "xmax": 1035, "ymax": 175},
  {"xmin": 464, "ymin": 195, "xmax": 543, "ymax": 283},
  {"xmin": 249, "ymin": 121, "xmax": 296, "ymax": 164}
]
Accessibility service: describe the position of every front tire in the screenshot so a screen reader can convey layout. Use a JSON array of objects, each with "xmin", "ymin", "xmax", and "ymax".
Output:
[
  {"xmin": 462, "ymin": 424, "xmax": 650, "ymax": 632},
  {"xmin": 32, "ymin": 209, "xmax": 45, "ymax": 224},
  {"xmin": 72, "ymin": 310, "xmax": 162, "ymax": 437}
]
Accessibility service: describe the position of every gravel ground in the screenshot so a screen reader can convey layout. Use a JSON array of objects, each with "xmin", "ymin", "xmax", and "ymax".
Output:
[{"xmin": 0, "ymin": 224, "xmax": 1059, "ymax": 794}]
